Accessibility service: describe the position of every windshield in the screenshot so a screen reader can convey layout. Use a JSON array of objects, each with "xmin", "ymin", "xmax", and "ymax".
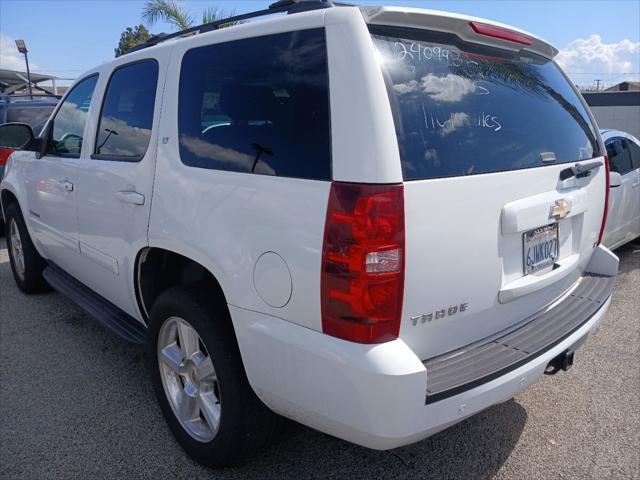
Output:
[{"xmin": 370, "ymin": 26, "xmax": 601, "ymax": 180}]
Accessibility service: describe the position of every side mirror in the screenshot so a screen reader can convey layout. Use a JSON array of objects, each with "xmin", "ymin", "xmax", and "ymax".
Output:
[
  {"xmin": 0, "ymin": 123, "xmax": 35, "ymax": 149},
  {"xmin": 609, "ymin": 171, "xmax": 622, "ymax": 188}
]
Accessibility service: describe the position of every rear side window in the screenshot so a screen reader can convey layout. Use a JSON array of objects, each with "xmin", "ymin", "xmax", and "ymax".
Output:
[
  {"xmin": 606, "ymin": 138, "xmax": 633, "ymax": 174},
  {"xmin": 178, "ymin": 29, "xmax": 331, "ymax": 180},
  {"xmin": 47, "ymin": 75, "xmax": 98, "ymax": 158},
  {"xmin": 94, "ymin": 60, "xmax": 158, "ymax": 161},
  {"xmin": 370, "ymin": 27, "xmax": 601, "ymax": 180}
]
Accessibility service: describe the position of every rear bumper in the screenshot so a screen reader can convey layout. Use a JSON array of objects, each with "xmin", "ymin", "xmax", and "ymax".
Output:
[
  {"xmin": 230, "ymin": 246, "xmax": 618, "ymax": 450},
  {"xmin": 423, "ymin": 272, "xmax": 616, "ymax": 404}
]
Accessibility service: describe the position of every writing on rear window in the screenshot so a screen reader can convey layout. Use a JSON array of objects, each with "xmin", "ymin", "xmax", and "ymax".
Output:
[{"xmin": 371, "ymin": 27, "xmax": 601, "ymax": 180}]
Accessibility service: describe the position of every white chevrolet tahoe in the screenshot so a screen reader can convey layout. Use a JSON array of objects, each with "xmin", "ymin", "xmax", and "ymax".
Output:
[{"xmin": 0, "ymin": 0, "xmax": 620, "ymax": 467}]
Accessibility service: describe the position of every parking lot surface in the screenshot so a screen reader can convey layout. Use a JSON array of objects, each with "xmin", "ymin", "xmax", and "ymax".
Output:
[{"xmin": 0, "ymin": 237, "xmax": 638, "ymax": 479}]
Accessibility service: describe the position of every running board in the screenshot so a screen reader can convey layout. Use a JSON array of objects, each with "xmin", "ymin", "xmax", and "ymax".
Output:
[{"xmin": 43, "ymin": 264, "xmax": 146, "ymax": 344}]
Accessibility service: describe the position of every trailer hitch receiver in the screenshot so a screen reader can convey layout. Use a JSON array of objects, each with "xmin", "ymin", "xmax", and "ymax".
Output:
[{"xmin": 545, "ymin": 349, "xmax": 574, "ymax": 375}]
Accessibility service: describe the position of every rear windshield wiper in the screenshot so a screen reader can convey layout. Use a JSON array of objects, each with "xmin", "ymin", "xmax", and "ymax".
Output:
[{"xmin": 559, "ymin": 160, "xmax": 602, "ymax": 181}]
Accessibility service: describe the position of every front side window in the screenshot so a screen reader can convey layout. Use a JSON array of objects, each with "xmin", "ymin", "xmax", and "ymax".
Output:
[
  {"xmin": 94, "ymin": 60, "xmax": 158, "ymax": 161},
  {"xmin": 371, "ymin": 26, "xmax": 601, "ymax": 180},
  {"xmin": 178, "ymin": 29, "xmax": 331, "ymax": 180},
  {"xmin": 623, "ymin": 139, "xmax": 640, "ymax": 169},
  {"xmin": 46, "ymin": 75, "xmax": 98, "ymax": 157},
  {"xmin": 606, "ymin": 138, "xmax": 633, "ymax": 174}
]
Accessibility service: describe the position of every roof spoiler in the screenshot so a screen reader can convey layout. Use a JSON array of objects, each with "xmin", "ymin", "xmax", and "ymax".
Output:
[{"xmin": 360, "ymin": 6, "xmax": 558, "ymax": 59}]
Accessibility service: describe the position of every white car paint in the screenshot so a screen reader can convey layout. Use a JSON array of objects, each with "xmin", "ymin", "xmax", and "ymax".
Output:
[
  {"xmin": 0, "ymin": 4, "xmax": 618, "ymax": 451},
  {"xmin": 601, "ymin": 129, "xmax": 640, "ymax": 250}
]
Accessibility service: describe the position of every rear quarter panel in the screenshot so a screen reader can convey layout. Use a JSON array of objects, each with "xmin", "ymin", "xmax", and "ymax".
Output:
[{"xmin": 149, "ymin": 10, "xmax": 334, "ymax": 331}]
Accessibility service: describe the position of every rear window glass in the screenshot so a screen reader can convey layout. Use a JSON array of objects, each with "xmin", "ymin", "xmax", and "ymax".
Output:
[
  {"xmin": 7, "ymin": 106, "xmax": 55, "ymax": 135},
  {"xmin": 178, "ymin": 29, "xmax": 331, "ymax": 180},
  {"xmin": 370, "ymin": 26, "xmax": 601, "ymax": 180}
]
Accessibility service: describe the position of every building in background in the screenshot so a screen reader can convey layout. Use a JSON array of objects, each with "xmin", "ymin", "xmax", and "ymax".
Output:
[
  {"xmin": 583, "ymin": 87, "xmax": 640, "ymax": 139},
  {"xmin": 604, "ymin": 81, "xmax": 640, "ymax": 92}
]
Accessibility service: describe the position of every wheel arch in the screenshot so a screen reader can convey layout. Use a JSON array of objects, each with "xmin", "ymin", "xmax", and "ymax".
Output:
[
  {"xmin": 1, "ymin": 187, "xmax": 19, "ymax": 219},
  {"xmin": 134, "ymin": 246, "xmax": 229, "ymax": 324}
]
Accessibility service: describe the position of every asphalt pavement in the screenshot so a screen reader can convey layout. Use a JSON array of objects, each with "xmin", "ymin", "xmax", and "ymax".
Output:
[{"xmin": 0, "ymin": 237, "xmax": 638, "ymax": 479}]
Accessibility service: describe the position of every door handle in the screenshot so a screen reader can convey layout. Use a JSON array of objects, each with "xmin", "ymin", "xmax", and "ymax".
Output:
[
  {"xmin": 115, "ymin": 190, "xmax": 145, "ymax": 205},
  {"xmin": 632, "ymin": 182, "xmax": 639, "ymax": 188},
  {"xmin": 58, "ymin": 180, "xmax": 74, "ymax": 192}
]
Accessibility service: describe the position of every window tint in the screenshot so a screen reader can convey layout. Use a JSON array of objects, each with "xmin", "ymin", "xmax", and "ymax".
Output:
[
  {"xmin": 178, "ymin": 29, "xmax": 331, "ymax": 180},
  {"xmin": 47, "ymin": 75, "xmax": 98, "ymax": 157},
  {"xmin": 94, "ymin": 61, "xmax": 158, "ymax": 160},
  {"xmin": 624, "ymin": 139, "xmax": 640, "ymax": 169},
  {"xmin": 607, "ymin": 138, "xmax": 633, "ymax": 174},
  {"xmin": 371, "ymin": 27, "xmax": 601, "ymax": 180},
  {"xmin": 7, "ymin": 106, "xmax": 56, "ymax": 135}
]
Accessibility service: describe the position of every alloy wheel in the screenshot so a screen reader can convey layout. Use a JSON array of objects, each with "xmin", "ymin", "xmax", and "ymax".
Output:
[{"xmin": 157, "ymin": 316, "xmax": 221, "ymax": 442}]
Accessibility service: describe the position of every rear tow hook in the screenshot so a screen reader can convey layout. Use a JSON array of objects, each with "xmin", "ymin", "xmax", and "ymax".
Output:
[{"xmin": 544, "ymin": 349, "xmax": 575, "ymax": 375}]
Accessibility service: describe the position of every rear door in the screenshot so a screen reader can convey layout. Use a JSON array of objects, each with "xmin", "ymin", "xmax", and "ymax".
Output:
[
  {"xmin": 621, "ymin": 139, "xmax": 640, "ymax": 239},
  {"xmin": 369, "ymin": 26, "xmax": 606, "ymax": 359},
  {"xmin": 605, "ymin": 138, "xmax": 637, "ymax": 247},
  {"xmin": 72, "ymin": 54, "xmax": 167, "ymax": 319}
]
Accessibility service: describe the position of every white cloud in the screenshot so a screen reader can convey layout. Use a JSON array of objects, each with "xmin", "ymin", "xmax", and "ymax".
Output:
[
  {"xmin": 393, "ymin": 79, "xmax": 418, "ymax": 94},
  {"xmin": 393, "ymin": 74, "xmax": 483, "ymax": 102},
  {"xmin": 556, "ymin": 34, "xmax": 640, "ymax": 83},
  {"xmin": 421, "ymin": 74, "xmax": 477, "ymax": 103},
  {"xmin": 438, "ymin": 112, "xmax": 470, "ymax": 137},
  {"xmin": 0, "ymin": 33, "xmax": 40, "ymax": 71}
]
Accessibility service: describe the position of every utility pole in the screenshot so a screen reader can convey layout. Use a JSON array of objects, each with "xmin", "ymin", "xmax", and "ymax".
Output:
[
  {"xmin": 594, "ymin": 79, "xmax": 602, "ymax": 91},
  {"xmin": 15, "ymin": 39, "xmax": 33, "ymax": 99}
]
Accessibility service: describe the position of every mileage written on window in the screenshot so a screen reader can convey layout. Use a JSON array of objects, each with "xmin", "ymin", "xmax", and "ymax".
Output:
[{"xmin": 371, "ymin": 28, "xmax": 599, "ymax": 180}]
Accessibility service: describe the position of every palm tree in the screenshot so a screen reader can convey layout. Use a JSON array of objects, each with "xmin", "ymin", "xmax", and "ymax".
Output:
[{"xmin": 142, "ymin": 0, "xmax": 238, "ymax": 31}]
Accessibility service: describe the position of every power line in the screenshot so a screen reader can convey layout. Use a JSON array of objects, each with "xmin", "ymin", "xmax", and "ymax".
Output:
[{"xmin": 564, "ymin": 72, "xmax": 640, "ymax": 75}]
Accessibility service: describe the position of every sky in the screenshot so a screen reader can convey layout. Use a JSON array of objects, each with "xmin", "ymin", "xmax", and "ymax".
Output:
[{"xmin": 1, "ymin": 0, "xmax": 639, "ymax": 90}]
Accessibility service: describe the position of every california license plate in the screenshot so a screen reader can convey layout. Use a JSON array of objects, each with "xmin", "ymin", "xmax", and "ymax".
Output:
[{"xmin": 523, "ymin": 223, "xmax": 559, "ymax": 275}]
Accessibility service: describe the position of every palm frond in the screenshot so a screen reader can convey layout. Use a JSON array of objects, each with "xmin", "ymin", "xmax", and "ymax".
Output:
[
  {"xmin": 142, "ymin": 0, "xmax": 194, "ymax": 30},
  {"xmin": 202, "ymin": 7, "xmax": 240, "ymax": 28}
]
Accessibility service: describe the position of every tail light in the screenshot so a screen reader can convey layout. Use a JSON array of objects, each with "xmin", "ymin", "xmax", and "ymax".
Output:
[
  {"xmin": 321, "ymin": 182, "xmax": 405, "ymax": 343},
  {"xmin": 469, "ymin": 21, "xmax": 534, "ymax": 46},
  {"xmin": 597, "ymin": 155, "xmax": 610, "ymax": 245},
  {"xmin": 0, "ymin": 148, "xmax": 14, "ymax": 167}
]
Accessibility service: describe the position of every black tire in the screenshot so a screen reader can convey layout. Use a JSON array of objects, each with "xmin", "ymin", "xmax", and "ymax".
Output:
[
  {"xmin": 4, "ymin": 203, "xmax": 49, "ymax": 293},
  {"xmin": 147, "ymin": 285, "xmax": 278, "ymax": 467}
]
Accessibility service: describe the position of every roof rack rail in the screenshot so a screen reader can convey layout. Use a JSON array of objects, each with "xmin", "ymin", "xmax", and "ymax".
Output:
[{"xmin": 127, "ymin": 0, "xmax": 341, "ymax": 54}]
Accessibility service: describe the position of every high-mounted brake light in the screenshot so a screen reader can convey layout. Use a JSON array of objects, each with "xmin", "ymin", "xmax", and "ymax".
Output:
[
  {"xmin": 321, "ymin": 182, "xmax": 405, "ymax": 344},
  {"xmin": 597, "ymin": 155, "xmax": 610, "ymax": 245},
  {"xmin": 469, "ymin": 21, "xmax": 534, "ymax": 46}
]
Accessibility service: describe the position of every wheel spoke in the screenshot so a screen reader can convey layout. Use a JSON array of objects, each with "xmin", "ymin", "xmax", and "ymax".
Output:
[
  {"xmin": 194, "ymin": 355, "xmax": 216, "ymax": 382},
  {"xmin": 198, "ymin": 391, "xmax": 221, "ymax": 432},
  {"xmin": 177, "ymin": 387, "xmax": 200, "ymax": 422},
  {"xmin": 159, "ymin": 343, "xmax": 183, "ymax": 374},
  {"xmin": 9, "ymin": 220, "xmax": 25, "ymax": 278},
  {"xmin": 177, "ymin": 320, "xmax": 199, "ymax": 358}
]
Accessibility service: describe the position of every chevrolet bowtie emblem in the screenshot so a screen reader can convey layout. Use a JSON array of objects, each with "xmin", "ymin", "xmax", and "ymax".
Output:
[{"xmin": 550, "ymin": 198, "xmax": 572, "ymax": 220}]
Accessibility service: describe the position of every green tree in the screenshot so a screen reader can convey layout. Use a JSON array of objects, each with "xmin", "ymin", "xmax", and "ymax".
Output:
[
  {"xmin": 114, "ymin": 24, "xmax": 152, "ymax": 57},
  {"xmin": 142, "ymin": 0, "xmax": 238, "ymax": 31}
]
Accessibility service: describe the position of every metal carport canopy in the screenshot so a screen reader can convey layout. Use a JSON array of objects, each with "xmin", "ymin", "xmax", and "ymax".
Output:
[{"xmin": 0, "ymin": 68, "xmax": 63, "ymax": 94}]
